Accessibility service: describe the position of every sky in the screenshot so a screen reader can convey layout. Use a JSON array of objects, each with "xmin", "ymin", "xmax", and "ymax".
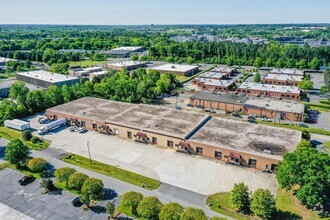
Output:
[{"xmin": 0, "ymin": 0, "xmax": 329, "ymax": 25}]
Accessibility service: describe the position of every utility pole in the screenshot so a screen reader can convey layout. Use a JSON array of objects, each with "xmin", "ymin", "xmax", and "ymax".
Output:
[{"xmin": 87, "ymin": 141, "xmax": 92, "ymax": 167}]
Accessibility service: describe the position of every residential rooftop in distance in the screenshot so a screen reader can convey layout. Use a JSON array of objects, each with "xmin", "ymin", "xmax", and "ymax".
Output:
[
  {"xmin": 106, "ymin": 104, "xmax": 208, "ymax": 139},
  {"xmin": 269, "ymin": 68, "xmax": 304, "ymax": 76},
  {"xmin": 150, "ymin": 64, "xmax": 199, "ymax": 73},
  {"xmin": 190, "ymin": 91, "xmax": 247, "ymax": 105},
  {"xmin": 16, "ymin": 70, "xmax": 79, "ymax": 83},
  {"xmin": 264, "ymin": 73, "xmax": 303, "ymax": 82},
  {"xmin": 189, "ymin": 117, "xmax": 301, "ymax": 160},
  {"xmin": 244, "ymin": 98, "xmax": 305, "ymax": 114},
  {"xmin": 238, "ymin": 82, "xmax": 300, "ymax": 94}
]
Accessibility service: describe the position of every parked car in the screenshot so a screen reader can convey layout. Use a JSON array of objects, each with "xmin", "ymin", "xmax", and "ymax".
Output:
[
  {"xmin": 309, "ymin": 110, "xmax": 320, "ymax": 115},
  {"xmin": 232, "ymin": 111, "xmax": 241, "ymax": 117},
  {"xmin": 69, "ymin": 126, "xmax": 77, "ymax": 132},
  {"xmin": 71, "ymin": 197, "xmax": 83, "ymax": 207},
  {"xmin": 249, "ymin": 114, "xmax": 257, "ymax": 117},
  {"xmin": 261, "ymin": 117, "xmax": 272, "ymax": 122},
  {"xmin": 77, "ymin": 127, "xmax": 87, "ymax": 133},
  {"xmin": 186, "ymin": 103, "xmax": 193, "ymax": 107},
  {"xmin": 18, "ymin": 176, "xmax": 35, "ymax": 186},
  {"xmin": 298, "ymin": 123, "xmax": 309, "ymax": 128},
  {"xmin": 196, "ymin": 105, "xmax": 203, "ymax": 108},
  {"xmin": 38, "ymin": 118, "xmax": 48, "ymax": 124},
  {"xmin": 306, "ymin": 118, "xmax": 318, "ymax": 123}
]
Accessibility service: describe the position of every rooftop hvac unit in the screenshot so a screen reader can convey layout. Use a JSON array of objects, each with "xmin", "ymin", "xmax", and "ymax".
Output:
[{"xmin": 263, "ymin": 150, "xmax": 272, "ymax": 154}]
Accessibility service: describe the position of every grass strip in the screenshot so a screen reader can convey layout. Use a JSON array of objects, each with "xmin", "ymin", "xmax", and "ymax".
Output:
[{"xmin": 63, "ymin": 154, "xmax": 161, "ymax": 190}]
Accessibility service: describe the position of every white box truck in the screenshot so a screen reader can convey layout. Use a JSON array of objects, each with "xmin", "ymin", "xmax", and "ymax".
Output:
[
  {"xmin": 38, "ymin": 118, "xmax": 67, "ymax": 135},
  {"xmin": 4, "ymin": 119, "xmax": 30, "ymax": 131}
]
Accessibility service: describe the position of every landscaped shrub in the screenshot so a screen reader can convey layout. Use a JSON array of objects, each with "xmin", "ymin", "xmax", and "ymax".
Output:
[
  {"xmin": 68, "ymin": 172, "xmax": 89, "ymax": 191},
  {"xmin": 27, "ymin": 158, "xmax": 48, "ymax": 172},
  {"xmin": 120, "ymin": 191, "xmax": 143, "ymax": 214},
  {"xmin": 31, "ymin": 136, "xmax": 40, "ymax": 143},
  {"xmin": 22, "ymin": 130, "xmax": 32, "ymax": 141},
  {"xmin": 137, "ymin": 196, "xmax": 163, "ymax": 219}
]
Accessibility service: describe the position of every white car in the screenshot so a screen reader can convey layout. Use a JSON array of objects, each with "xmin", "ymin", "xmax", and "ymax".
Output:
[
  {"xmin": 38, "ymin": 118, "xmax": 48, "ymax": 124},
  {"xmin": 77, "ymin": 127, "xmax": 87, "ymax": 133}
]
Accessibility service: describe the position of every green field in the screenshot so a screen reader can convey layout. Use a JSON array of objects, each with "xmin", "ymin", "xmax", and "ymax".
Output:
[
  {"xmin": 323, "ymin": 141, "xmax": 330, "ymax": 152},
  {"xmin": 0, "ymin": 126, "xmax": 50, "ymax": 150},
  {"xmin": 69, "ymin": 60, "xmax": 108, "ymax": 67},
  {"xmin": 207, "ymin": 189, "xmax": 322, "ymax": 220},
  {"xmin": 63, "ymin": 154, "xmax": 161, "ymax": 190}
]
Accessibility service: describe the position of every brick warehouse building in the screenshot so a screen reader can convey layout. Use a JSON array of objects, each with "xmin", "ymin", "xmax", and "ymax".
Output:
[
  {"xmin": 193, "ymin": 79, "xmax": 236, "ymax": 92},
  {"xmin": 192, "ymin": 71, "xmax": 229, "ymax": 85},
  {"xmin": 189, "ymin": 91, "xmax": 304, "ymax": 121},
  {"xmin": 46, "ymin": 97, "xmax": 301, "ymax": 171},
  {"xmin": 237, "ymin": 82, "xmax": 301, "ymax": 100},
  {"xmin": 262, "ymin": 73, "xmax": 303, "ymax": 86},
  {"xmin": 268, "ymin": 68, "xmax": 304, "ymax": 77}
]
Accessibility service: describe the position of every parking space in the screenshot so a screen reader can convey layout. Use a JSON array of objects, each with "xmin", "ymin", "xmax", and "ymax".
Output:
[
  {"xmin": 26, "ymin": 115, "xmax": 278, "ymax": 196},
  {"xmin": 0, "ymin": 168, "xmax": 109, "ymax": 220}
]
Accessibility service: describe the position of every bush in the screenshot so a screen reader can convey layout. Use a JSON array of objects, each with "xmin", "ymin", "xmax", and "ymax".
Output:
[
  {"xmin": 159, "ymin": 202, "xmax": 184, "ymax": 220},
  {"xmin": 106, "ymin": 202, "xmax": 115, "ymax": 218},
  {"xmin": 40, "ymin": 178, "xmax": 55, "ymax": 191},
  {"xmin": 120, "ymin": 191, "xmax": 143, "ymax": 214},
  {"xmin": 250, "ymin": 189, "xmax": 275, "ymax": 220},
  {"xmin": 137, "ymin": 196, "xmax": 163, "ymax": 219},
  {"xmin": 54, "ymin": 167, "xmax": 76, "ymax": 185},
  {"xmin": 22, "ymin": 130, "xmax": 32, "ymax": 141},
  {"xmin": 230, "ymin": 182, "xmax": 250, "ymax": 213},
  {"xmin": 68, "ymin": 172, "xmax": 89, "ymax": 191},
  {"xmin": 180, "ymin": 207, "xmax": 208, "ymax": 220},
  {"xmin": 27, "ymin": 158, "xmax": 47, "ymax": 172},
  {"xmin": 81, "ymin": 178, "xmax": 104, "ymax": 201},
  {"xmin": 31, "ymin": 136, "xmax": 40, "ymax": 143}
]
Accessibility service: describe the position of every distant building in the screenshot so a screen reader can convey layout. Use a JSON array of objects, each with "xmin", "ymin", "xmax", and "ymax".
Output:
[
  {"xmin": 213, "ymin": 67, "xmax": 238, "ymax": 76},
  {"xmin": 69, "ymin": 66, "xmax": 103, "ymax": 77},
  {"xmin": 89, "ymin": 71, "xmax": 108, "ymax": 81},
  {"xmin": 243, "ymin": 98, "xmax": 304, "ymax": 121},
  {"xmin": 0, "ymin": 80, "xmax": 14, "ymax": 98},
  {"xmin": 189, "ymin": 92, "xmax": 246, "ymax": 112},
  {"xmin": 194, "ymin": 78, "xmax": 236, "ymax": 92},
  {"xmin": 263, "ymin": 73, "xmax": 303, "ymax": 86},
  {"xmin": 268, "ymin": 68, "xmax": 304, "ymax": 76},
  {"xmin": 16, "ymin": 70, "xmax": 79, "ymax": 88},
  {"xmin": 192, "ymin": 71, "xmax": 229, "ymax": 86},
  {"xmin": 150, "ymin": 64, "xmax": 199, "ymax": 76},
  {"xmin": 109, "ymin": 47, "xmax": 144, "ymax": 58},
  {"xmin": 107, "ymin": 61, "xmax": 146, "ymax": 71},
  {"xmin": 237, "ymin": 82, "xmax": 301, "ymax": 100}
]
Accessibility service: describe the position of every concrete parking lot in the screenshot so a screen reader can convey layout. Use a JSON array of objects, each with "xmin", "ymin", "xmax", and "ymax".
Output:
[
  {"xmin": 0, "ymin": 168, "xmax": 108, "ymax": 220},
  {"xmin": 27, "ymin": 115, "xmax": 278, "ymax": 196}
]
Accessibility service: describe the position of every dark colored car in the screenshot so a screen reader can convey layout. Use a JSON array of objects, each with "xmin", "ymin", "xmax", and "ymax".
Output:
[
  {"xmin": 18, "ymin": 176, "xmax": 35, "ymax": 186},
  {"xmin": 71, "ymin": 197, "xmax": 83, "ymax": 207}
]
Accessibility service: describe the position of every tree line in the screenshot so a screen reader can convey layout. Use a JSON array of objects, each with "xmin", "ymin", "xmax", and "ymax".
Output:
[{"xmin": 0, "ymin": 69, "xmax": 180, "ymax": 124}]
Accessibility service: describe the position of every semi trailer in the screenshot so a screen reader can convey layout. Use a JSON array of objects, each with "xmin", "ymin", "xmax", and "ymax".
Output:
[
  {"xmin": 38, "ymin": 118, "xmax": 67, "ymax": 135},
  {"xmin": 4, "ymin": 119, "xmax": 30, "ymax": 131}
]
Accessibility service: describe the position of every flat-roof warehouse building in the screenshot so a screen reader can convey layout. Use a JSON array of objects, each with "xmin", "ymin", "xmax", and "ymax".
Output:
[
  {"xmin": 46, "ymin": 97, "xmax": 301, "ymax": 171},
  {"xmin": 108, "ymin": 61, "xmax": 146, "ymax": 71},
  {"xmin": 150, "ymin": 64, "xmax": 199, "ymax": 76},
  {"xmin": 16, "ymin": 70, "xmax": 79, "ymax": 88},
  {"xmin": 109, "ymin": 46, "xmax": 144, "ymax": 58}
]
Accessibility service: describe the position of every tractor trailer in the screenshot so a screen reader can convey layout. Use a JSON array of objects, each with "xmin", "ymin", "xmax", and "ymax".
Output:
[{"xmin": 38, "ymin": 118, "xmax": 67, "ymax": 135}]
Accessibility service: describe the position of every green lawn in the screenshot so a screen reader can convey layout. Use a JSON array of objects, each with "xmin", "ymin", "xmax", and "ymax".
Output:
[
  {"xmin": 206, "ymin": 192, "xmax": 256, "ymax": 220},
  {"xmin": 63, "ymin": 154, "xmax": 161, "ymax": 190},
  {"xmin": 69, "ymin": 60, "xmax": 108, "ymax": 68},
  {"xmin": 0, "ymin": 126, "xmax": 50, "ymax": 150},
  {"xmin": 275, "ymin": 188, "xmax": 321, "ymax": 220},
  {"xmin": 55, "ymin": 181, "xmax": 81, "ymax": 196},
  {"xmin": 323, "ymin": 141, "xmax": 330, "ymax": 152},
  {"xmin": 207, "ymin": 189, "xmax": 323, "ymax": 220},
  {"xmin": 117, "ymin": 205, "xmax": 149, "ymax": 220},
  {"xmin": 257, "ymin": 121, "xmax": 330, "ymax": 136}
]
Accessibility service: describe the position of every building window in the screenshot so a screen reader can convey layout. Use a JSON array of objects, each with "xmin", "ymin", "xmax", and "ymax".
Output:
[
  {"xmin": 114, "ymin": 129, "xmax": 119, "ymax": 135},
  {"xmin": 93, "ymin": 123, "xmax": 97, "ymax": 130},
  {"xmin": 265, "ymin": 164, "xmax": 269, "ymax": 170},
  {"xmin": 167, "ymin": 141, "xmax": 173, "ymax": 147},
  {"xmin": 196, "ymin": 147, "xmax": 203, "ymax": 155},
  {"xmin": 215, "ymin": 151, "xmax": 222, "ymax": 159},
  {"xmin": 248, "ymin": 159, "xmax": 257, "ymax": 167},
  {"xmin": 127, "ymin": 131, "xmax": 132, "ymax": 139},
  {"xmin": 152, "ymin": 137, "xmax": 157, "ymax": 144},
  {"xmin": 81, "ymin": 121, "xmax": 86, "ymax": 127}
]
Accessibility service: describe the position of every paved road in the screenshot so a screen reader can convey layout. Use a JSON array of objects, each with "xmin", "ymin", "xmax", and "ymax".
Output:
[{"xmin": 32, "ymin": 148, "xmax": 231, "ymax": 220}]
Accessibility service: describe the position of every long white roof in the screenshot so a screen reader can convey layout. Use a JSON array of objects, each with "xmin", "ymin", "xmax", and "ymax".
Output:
[
  {"xmin": 264, "ymin": 73, "xmax": 303, "ymax": 82},
  {"xmin": 16, "ymin": 70, "xmax": 78, "ymax": 83},
  {"xmin": 269, "ymin": 68, "xmax": 304, "ymax": 76},
  {"xmin": 244, "ymin": 98, "xmax": 305, "ymax": 114},
  {"xmin": 197, "ymin": 71, "xmax": 228, "ymax": 79},
  {"xmin": 199, "ymin": 78, "xmax": 235, "ymax": 87},
  {"xmin": 150, "ymin": 64, "xmax": 199, "ymax": 73},
  {"xmin": 239, "ymin": 82, "xmax": 300, "ymax": 94},
  {"xmin": 109, "ymin": 61, "xmax": 146, "ymax": 67}
]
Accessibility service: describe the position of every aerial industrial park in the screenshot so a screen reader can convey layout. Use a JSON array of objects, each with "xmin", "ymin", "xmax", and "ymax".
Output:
[{"xmin": 0, "ymin": 1, "xmax": 329, "ymax": 220}]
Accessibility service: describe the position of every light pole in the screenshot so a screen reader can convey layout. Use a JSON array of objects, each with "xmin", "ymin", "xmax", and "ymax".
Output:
[{"xmin": 87, "ymin": 141, "xmax": 92, "ymax": 167}]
